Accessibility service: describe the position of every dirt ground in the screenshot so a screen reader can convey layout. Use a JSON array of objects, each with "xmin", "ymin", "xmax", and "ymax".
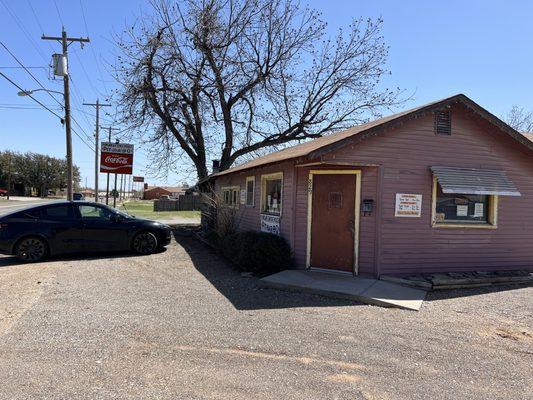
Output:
[{"xmin": 0, "ymin": 235, "xmax": 531, "ymax": 400}]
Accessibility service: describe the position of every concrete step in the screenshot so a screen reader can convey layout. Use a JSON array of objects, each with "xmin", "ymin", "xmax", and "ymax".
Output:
[{"xmin": 259, "ymin": 270, "xmax": 426, "ymax": 311}]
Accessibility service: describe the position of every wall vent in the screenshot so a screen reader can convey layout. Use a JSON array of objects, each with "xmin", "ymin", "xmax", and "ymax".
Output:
[{"xmin": 435, "ymin": 110, "xmax": 452, "ymax": 135}]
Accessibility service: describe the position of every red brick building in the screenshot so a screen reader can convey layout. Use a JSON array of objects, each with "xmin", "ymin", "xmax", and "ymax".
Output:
[{"xmin": 143, "ymin": 186, "xmax": 185, "ymax": 200}]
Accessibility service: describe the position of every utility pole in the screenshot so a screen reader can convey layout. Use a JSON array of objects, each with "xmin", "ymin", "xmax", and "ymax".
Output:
[
  {"xmin": 83, "ymin": 99, "xmax": 111, "ymax": 203},
  {"xmin": 6, "ymin": 152, "xmax": 12, "ymax": 200},
  {"xmin": 120, "ymin": 173, "xmax": 124, "ymax": 201},
  {"xmin": 42, "ymin": 29, "xmax": 90, "ymax": 201},
  {"xmin": 100, "ymin": 126, "xmax": 120, "ymax": 205}
]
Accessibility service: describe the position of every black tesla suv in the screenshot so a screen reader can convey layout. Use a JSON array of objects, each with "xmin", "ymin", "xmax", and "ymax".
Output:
[{"xmin": 0, "ymin": 201, "xmax": 172, "ymax": 262}]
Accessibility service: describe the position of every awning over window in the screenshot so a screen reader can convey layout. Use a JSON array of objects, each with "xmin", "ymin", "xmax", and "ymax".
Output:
[{"xmin": 431, "ymin": 166, "xmax": 521, "ymax": 196}]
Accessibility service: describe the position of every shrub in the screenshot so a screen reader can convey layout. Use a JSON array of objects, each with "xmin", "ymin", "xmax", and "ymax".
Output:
[{"xmin": 221, "ymin": 231, "xmax": 292, "ymax": 275}]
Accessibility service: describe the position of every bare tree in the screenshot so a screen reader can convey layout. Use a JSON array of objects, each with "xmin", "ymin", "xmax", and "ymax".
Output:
[
  {"xmin": 506, "ymin": 105, "xmax": 533, "ymax": 132},
  {"xmin": 114, "ymin": 0, "xmax": 403, "ymax": 183}
]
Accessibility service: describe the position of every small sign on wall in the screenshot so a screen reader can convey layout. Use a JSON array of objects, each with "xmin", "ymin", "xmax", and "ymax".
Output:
[
  {"xmin": 240, "ymin": 189, "xmax": 246, "ymax": 205},
  {"xmin": 260, "ymin": 214, "xmax": 280, "ymax": 235},
  {"xmin": 395, "ymin": 193, "xmax": 422, "ymax": 217}
]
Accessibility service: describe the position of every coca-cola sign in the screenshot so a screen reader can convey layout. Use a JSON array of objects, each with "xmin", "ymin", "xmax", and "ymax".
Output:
[{"xmin": 100, "ymin": 142, "xmax": 134, "ymax": 174}]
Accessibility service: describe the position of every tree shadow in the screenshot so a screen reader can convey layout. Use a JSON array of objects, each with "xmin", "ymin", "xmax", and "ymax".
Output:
[{"xmin": 174, "ymin": 235, "xmax": 363, "ymax": 310}]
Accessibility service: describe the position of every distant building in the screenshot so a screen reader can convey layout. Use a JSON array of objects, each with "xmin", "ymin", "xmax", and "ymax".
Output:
[
  {"xmin": 80, "ymin": 189, "xmax": 95, "ymax": 197},
  {"xmin": 143, "ymin": 186, "xmax": 186, "ymax": 200}
]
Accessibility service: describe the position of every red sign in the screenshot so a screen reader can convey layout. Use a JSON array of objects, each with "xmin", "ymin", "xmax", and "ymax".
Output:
[{"xmin": 100, "ymin": 142, "xmax": 134, "ymax": 175}]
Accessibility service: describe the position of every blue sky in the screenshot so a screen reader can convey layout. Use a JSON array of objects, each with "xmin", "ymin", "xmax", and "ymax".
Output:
[{"xmin": 1, "ymin": 0, "xmax": 532, "ymax": 188}]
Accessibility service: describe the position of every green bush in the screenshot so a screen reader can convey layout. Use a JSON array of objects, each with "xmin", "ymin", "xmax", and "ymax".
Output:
[{"xmin": 220, "ymin": 231, "xmax": 292, "ymax": 275}]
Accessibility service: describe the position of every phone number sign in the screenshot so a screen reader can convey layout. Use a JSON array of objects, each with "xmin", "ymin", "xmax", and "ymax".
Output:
[
  {"xmin": 100, "ymin": 142, "xmax": 134, "ymax": 175},
  {"xmin": 395, "ymin": 193, "xmax": 422, "ymax": 217}
]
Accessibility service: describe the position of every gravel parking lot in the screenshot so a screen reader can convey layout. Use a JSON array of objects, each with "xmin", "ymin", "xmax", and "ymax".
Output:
[{"xmin": 0, "ymin": 235, "xmax": 531, "ymax": 400}]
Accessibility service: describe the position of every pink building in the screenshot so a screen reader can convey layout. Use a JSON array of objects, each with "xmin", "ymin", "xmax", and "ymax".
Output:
[{"xmin": 208, "ymin": 94, "xmax": 533, "ymax": 277}]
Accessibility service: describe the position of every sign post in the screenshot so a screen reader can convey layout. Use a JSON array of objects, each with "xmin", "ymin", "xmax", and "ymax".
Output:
[{"xmin": 100, "ymin": 142, "xmax": 134, "ymax": 208}]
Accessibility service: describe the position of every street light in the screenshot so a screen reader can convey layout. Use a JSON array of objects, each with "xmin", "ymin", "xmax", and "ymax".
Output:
[
  {"xmin": 18, "ymin": 87, "xmax": 73, "ymax": 201},
  {"xmin": 18, "ymin": 88, "xmax": 63, "ymax": 97}
]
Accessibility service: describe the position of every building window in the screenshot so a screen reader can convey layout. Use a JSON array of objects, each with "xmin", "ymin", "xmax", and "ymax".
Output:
[
  {"xmin": 261, "ymin": 172, "xmax": 283, "ymax": 215},
  {"xmin": 432, "ymin": 178, "xmax": 497, "ymax": 227},
  {"xmin": 221, "ymin": 186, "xmax": 239, "ymax": 209},
  {"xmin": 246, "ymin": 176, "xmax": 255, "ymax": 207}
]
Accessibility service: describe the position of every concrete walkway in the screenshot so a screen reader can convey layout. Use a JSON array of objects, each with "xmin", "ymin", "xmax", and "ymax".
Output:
[{"xmin": 260, "ymin": 270, "xmax": 427, "ymax": 311}]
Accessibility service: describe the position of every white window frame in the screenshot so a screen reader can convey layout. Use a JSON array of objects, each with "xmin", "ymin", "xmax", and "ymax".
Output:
[
  {"xmin": 221, "ymin": 186, "xmax": 240, "ymax": 209},
  {"xmin": 245, "ymin": 176, "xmax": 255, "ymax": 207},
  {"xmin": 260, "ymin": 172, "xmax": 283, "ymax": 216}
]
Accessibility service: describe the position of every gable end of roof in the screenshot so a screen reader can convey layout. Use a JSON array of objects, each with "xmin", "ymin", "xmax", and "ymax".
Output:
[{"xmin": 209, "ymin": 94, "xmax": 533, "ymax": 179}]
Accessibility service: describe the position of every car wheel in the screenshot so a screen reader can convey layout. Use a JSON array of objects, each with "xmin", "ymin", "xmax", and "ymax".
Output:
[
  {"xmin": 15, "ymin": 237, "xmax": 48, "ymax": 262},
  {"xmin": 132, "ymin": 232, "xmax": 158, "ymax": 255}
]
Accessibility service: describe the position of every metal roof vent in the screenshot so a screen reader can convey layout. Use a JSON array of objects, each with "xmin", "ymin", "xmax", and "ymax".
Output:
[{"xmin": 435, "ymin": 110, "xmax": 451, "ymax": 135}]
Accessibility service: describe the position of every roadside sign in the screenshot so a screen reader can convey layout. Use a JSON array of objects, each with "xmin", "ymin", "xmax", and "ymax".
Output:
[
  {"xmin": 100, "ymin": 142, "xmax": 134, "ymax": 175},
  {"xmin": 133, "ymin": 176, "xmax": 144, "ymax": 182}
]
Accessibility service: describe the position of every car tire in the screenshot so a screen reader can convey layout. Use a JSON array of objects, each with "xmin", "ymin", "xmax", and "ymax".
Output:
[
  {"xmin": 132, "ymin": 231, "xmax": 158, "ymax": 255},
  {"xmin": 15, "ymin": 236, "xmax": 49, "ymax": 262}
]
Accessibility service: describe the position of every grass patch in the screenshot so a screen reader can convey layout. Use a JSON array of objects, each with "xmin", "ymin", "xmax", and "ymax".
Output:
[{"xmin": 118, "ymin": 200, "xmax": 201, "ymax": 220}]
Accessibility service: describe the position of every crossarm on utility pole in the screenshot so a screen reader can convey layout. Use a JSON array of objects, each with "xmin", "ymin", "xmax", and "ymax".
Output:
[{"xmin": 42, "ymin": 29, "xmax": 90, "ymax": 201}]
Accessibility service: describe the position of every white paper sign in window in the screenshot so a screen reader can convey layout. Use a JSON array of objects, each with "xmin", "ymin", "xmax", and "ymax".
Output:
[
  {"xmin": 260, "ymin": 214, "xmax": 280, "ymax": 235},
  {"xmin": 456, "ymin": 205, "xmax": 468, "ymax": 217},
  {"xmin": 474, "ymin": 203, "xmax": 484, "ymax": 218},
  {"xmin": 395, "ymin": 193, "xmax": 422, "ymax": 217}
]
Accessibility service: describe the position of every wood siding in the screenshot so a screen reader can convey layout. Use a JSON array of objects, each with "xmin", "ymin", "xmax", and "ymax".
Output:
[
  {"xmin": 215, "ymin": 103, "xmax": 533, "ymax": 276},
  {"xmin": 214, "ymin": 161, "xmax": 295, "ymax": 245},
  {"xmin": 306, "ymin": 104, "xmax": 533, "ymax": 275}
]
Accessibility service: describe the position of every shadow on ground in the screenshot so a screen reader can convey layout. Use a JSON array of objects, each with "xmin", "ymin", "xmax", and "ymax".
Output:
[
  {"xmin": 0, "ymin": 247, "xmax": 167, "ymax": 269},
  {"xmin": 424, "ymin": 281, "xmax": 532, "ymax": 302},
  {"xmin": 175, "ymin": 232, "xmax": 532, "ymax": 309},
  {"xmin": 174, "ymin": 235, "xmax": 363, "ymax": 310}
]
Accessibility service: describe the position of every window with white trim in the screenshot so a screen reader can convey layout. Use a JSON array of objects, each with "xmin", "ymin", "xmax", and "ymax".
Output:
[
  {"xmin": 221, "ymin": 186, "xmax": 239, "ymax": 209},
  {"xmin": 261, "ymin": 172, "xmax": 283, "ymax": 215},
  {"xmin": 245, "ymin": 176, "xmax": 255, "ymax": 206}
]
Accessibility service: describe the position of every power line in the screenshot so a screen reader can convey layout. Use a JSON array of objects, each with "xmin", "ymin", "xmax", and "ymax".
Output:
[
  {"xmin": 0, "ymin": 72, "xmax": 95, "ymax": 154},
  {"xmin": 53, "ymin": 0, "xmax": 64, "ymax": 26},
  {"xmin": 42, "ymin": 29, "xmax": 91, "ymax": 201},
  {"xmin": 78, "ymin": 0, "xmax": 109, "ymax": 95},
  {"xmin": 0, "ymin": 40, "xmax": 63, "ymax": 109},
  {"xmin": 26, "ymin": 0, "xmax": 55, "ymax": 55},
  {"xmin": 0, "ymin": 0, "xmax": 49, "ymax": 64},
  {"xmin": 69, "ymin": 77, "xmax": 98, "ymax": 142},
  {"xmin": 0, "ymin": 71, "xmax": 63, "ymax": 120},
  {"xmin": 0, "ymin": 40, "xmax": 95, "ymax": 148},
  {"xmin": 0, "ymin": 105, "xmax": 62, "ymax": 110},
  {"xmin": 73, "ymin": 50, "xmax": 100, "ymax": 98},
  {"xmin": 0, "ymin": 66, "xmax": 47, "ymax": 70}
]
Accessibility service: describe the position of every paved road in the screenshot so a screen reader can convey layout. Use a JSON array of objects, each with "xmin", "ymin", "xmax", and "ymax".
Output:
[
  {"xmin": 0, "ymin": 237, "xmax": 531, "ymax": 399},
  {"xmin": 0, "ymin": 197, "xmax": 58, "ymax": 216}
]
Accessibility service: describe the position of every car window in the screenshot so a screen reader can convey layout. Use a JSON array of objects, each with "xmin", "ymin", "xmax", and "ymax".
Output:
[
  {"xmin": 42, "ymin": 205, "xmax": 73, "ymax": 221},
  {"xmin": 11, "ymin": 209, "xmax": 41, "ymax": 219},
  {"xmin": 22, "ymin": 208, "xmax": 43, "ymax": 219},
  {"xmin": 78, "ymin": 205, "xmax": 113, "ymax": 221}
]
